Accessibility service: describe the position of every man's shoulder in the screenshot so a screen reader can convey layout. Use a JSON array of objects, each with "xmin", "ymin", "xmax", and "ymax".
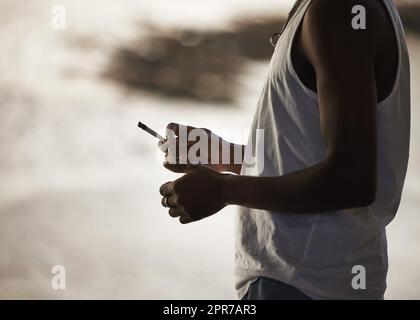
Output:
[
  {"xmin": 304, "ymin": 0, "xmax": 389, "ymax": 35},
  {"xmin": 301, "ymin": 0, "xmax": 392, "ymax": 57}
]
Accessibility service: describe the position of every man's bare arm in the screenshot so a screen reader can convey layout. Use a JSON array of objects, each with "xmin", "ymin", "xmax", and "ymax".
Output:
[
  {"xmin": 160, "ymin": 0, "xmax": 381, "ymax": 223},
  {"xmin": 222, "ymin": 0, "xmax": 378, "ymax": 213}
]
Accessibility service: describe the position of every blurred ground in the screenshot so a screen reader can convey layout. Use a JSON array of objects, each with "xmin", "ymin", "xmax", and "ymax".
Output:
[{"xmin": 0, "ymin": 0, "xmax": 419, "ymax": 299}]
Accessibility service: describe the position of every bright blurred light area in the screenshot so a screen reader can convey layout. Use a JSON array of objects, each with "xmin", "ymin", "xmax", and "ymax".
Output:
[{"xmin": 0, "ymin": 0, "xmax": 419, "ymax": 299}]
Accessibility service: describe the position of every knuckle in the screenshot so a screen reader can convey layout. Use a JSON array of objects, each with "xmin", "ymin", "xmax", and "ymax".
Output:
[
  {"xmin": 168, "ymin": 208, "xmax": 177, "ymax": 217},
  {"xmin": 169, "ymin": 195, "xmax": 178, "ymax": 206},
  {"xmin": 177, "ymin": 196, "xmax": 185, "ymax": 206},
  {"xmin": 172, "ymin": 182, "xmax": 179, "ymax": 193}
]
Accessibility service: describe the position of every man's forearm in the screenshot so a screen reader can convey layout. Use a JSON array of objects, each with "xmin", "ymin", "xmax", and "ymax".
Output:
[{"xmin": 221, "ymin": 159, "xmax": 376, "ymax": 214}]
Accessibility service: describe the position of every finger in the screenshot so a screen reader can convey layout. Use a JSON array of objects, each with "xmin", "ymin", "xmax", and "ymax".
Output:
[
  {"xmin": 179, "ymin": 215, "xmax": 193, "ymax": 224},
  {"xmin": 159, "ymin": 182, "xmax": 174, "ymax": 196},
  {"xmin": 163, "ymin": 136, "xmax": 180, "ymax": 163},
  {"xmin": 166, "ymin": 123, "xmax": 179, "ymax": 136},
  {"xmin": 164, "ymin": 154, "xmax": 181, "ymax": 165},
  {"xmin": 164, "ymin": 162, "xmax": 195, "ymax": 173},
  {"xmin": 158, "ymin": 139, "xmax": 168, "ymax": 153},
  {"xmin": 161, "ymin": 197, "xmax": 169, "ymax": 208},
  {"xmin": 168, "ymin": 206, "xmax": 185, "ymax": 218},
  {"xmin": 166, "ymin": 195, "xmax": 179, "ymax": 208},
  {"xmin": 160, "ymin": 137, "xmax": 183, "ymax": 154}
]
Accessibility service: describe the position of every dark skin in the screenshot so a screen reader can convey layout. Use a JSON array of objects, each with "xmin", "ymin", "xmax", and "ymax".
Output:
[{"xmin": 159, "ymin": 0, "xmax": 398, "ymax": 224}]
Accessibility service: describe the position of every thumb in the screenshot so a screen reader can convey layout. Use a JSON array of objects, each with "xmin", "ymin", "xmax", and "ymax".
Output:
[{"xmin": 163, "ymin": 162, "xmax": 197, "ymax": 173}]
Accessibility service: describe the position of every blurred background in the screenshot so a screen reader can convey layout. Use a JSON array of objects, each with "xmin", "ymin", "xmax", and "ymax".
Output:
[{"xmin": 0, "ymin": 0, "xmax": 419, "ymax": 299}]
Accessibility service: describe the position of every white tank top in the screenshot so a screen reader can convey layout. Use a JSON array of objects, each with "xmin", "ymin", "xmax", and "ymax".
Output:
[{"xmin": 235, "ymin": 0, "xmax": 410, "ymax": 300}]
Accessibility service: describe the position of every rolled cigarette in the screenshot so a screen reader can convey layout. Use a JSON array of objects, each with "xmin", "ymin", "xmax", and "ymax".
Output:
[{"xmin": 138, "ymin": 122, "xmax": 165, "ymax": 141}]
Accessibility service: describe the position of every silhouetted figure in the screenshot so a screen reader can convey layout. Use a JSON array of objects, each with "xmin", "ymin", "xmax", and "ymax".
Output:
[{"xmin": 159, "ymin": 0, "xmax": 410, "ymax": 300}]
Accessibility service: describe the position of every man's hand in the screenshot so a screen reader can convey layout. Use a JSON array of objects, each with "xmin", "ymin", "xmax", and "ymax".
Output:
[
  {"xmin": 159, "ymin": 164, "xmax": 226, "ymax": 224},
  {"xmin": 159, "ymin": 123, "xmax": 243, "ymax": 174}
]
